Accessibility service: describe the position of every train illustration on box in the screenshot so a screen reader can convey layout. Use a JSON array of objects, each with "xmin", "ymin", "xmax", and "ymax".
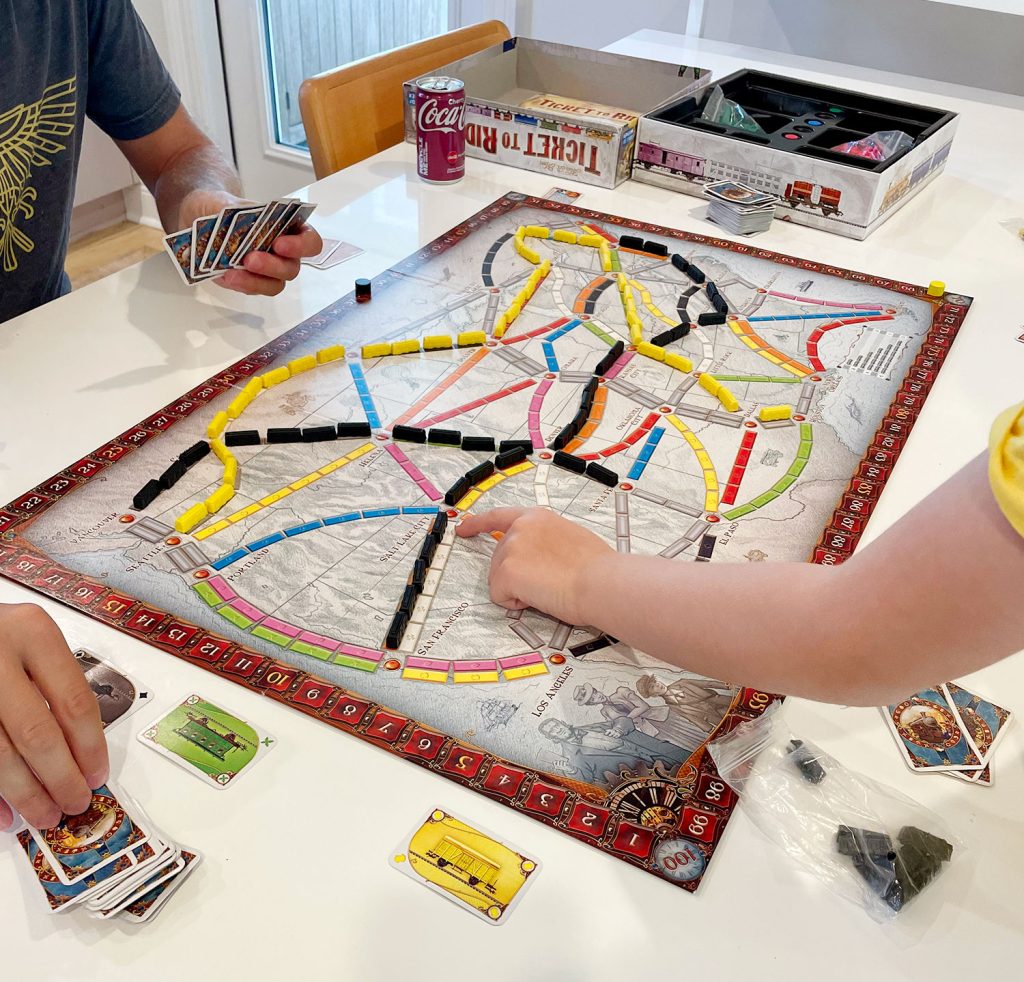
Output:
[
  {"xmin": 878, "ymin": 140, "xmax": 952, "ymax": 214},
  {"xmin": 635, "ymin": 138, "xmax": 954, "ymax": 221},
  {"xmin": 635, "ymin": 141, "xmax": 844, "ymax": 217},
  {"xmin": 468, "ymin": 103, "xmax": 609, "ymax": 138}
]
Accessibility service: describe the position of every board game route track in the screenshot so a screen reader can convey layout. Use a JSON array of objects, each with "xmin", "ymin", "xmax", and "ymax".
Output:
[{"xmin": 0, "ymin": 192, "xmax": 971, "ymax": 892}]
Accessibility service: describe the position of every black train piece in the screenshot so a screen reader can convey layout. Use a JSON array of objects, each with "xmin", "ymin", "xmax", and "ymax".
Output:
[
  {"xmin": 553, "ymin": 450, "xmax": 587, "ymax": 474},
  {"xmin": 337, "ymin": 421, "xmax": 372, "ymax": 438},
  {"xmin": 392, "ymin": 424, "xmax": 427, "ymax": 443},
  {"xmin": 495, "ymin": 446, "xmax": 528, "ymax": 470},
  {"xmin": 462, "ymin": 435, "xmax": 497, "ymax": 452},
  {"xmin": 225, "ymin": 430, "xmax": 261, "ymax": 447},
  {"xmin": 132, "ymin": 479, "xmax": 162, "ymax": 511},
  {"xmin": 585, "ymin": 461, "xmax": 618, "ymax": 487},
  {"xmin": 267, "ymin": 427, "xmax": 302, "ymax": 444}
]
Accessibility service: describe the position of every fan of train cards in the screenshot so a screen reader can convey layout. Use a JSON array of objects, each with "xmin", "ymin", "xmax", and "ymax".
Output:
[
  {"xmin": 163, "ymin": 198, "xmax": 316, "ymax": 285},
  {"xmin": 14, "ymin": 783, "xmax": 200, "ymax": 922},
  {"xmin": 703, "ymin": 180, "xmax": 778, "ymax": 236},
  {"xmin": 883, "ymin": 682, "xmax": 1014, "ymax": 786}
]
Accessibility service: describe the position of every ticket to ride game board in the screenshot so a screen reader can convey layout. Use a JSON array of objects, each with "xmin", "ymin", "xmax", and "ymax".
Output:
[{"xmin": 0, "ymin": 193, "xmax": 970, "ymax": 892}]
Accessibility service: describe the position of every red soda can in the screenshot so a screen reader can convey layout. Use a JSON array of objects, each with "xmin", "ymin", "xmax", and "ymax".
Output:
[{"xmin": 414, "ymin": 76, "xmax": 466, "ymax": 184}]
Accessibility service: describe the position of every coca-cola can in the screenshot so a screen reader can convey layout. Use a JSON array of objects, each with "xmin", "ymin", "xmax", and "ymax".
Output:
[{"xmin": 415, "ymin": 76, "xmax": 466, "ymax": 184}]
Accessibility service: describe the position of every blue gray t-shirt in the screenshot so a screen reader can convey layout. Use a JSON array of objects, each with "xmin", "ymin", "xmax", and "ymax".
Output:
[{"xmin": 0, "ymin": 0, "xmax": 180, "ymax": 322}]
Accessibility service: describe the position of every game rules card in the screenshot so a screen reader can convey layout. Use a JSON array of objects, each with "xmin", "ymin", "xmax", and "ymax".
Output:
[
  {"xmin": 138, "ymin": 694, "xmax": 276, "ymax": 789},
  {"xmin": 390, "ymin": 808, "xmax": 540, "ymax": 925}
]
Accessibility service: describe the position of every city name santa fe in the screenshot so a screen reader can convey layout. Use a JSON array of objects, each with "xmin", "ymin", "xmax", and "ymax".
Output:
[{"xmin": 465, "ymin": 124, "xmax": 602, "ymax": 175}]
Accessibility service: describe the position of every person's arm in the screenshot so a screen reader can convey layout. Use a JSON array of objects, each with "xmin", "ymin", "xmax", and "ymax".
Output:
[
  {"xmin": 0, "ymin": 606, "xmax": 108, "ymax": 830},
  {"xmin": 456, "ymin": 452, "xmax": 1024, "ymax": 706},
  {"xmin": 116, "ymin": 106, "xmax": 322, "ymax": 297}
]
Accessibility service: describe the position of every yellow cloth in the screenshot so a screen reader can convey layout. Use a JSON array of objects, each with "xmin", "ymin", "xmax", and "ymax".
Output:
[{"xmin": 989, "ymin": 402, "xmax": 1024, "ymax": 537}]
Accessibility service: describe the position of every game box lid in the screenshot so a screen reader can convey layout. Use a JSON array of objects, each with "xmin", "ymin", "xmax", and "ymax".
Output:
[{"xmin": 403, "ymin": 37, "xmax": 711, "ymax": 188}]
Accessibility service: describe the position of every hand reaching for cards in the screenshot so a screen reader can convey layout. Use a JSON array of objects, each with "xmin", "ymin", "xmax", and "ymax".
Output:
[
  {"xmin": 178, "ymin": 190, "xmax": 323, "ymax": 298},
  {"xmin": 456, "ymin": 508, "xmax": 613, "ymax": 626},
  {"xmin": 0, "ymin": 605, "xmax": 108, "ymax": 830}
]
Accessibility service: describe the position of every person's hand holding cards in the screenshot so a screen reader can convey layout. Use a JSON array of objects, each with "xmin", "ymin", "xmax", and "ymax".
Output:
[
  {"xmin": 0, "ymin": 605, "xmax": 109, "ymax": 832},
  {"xmin": 170, "ymin": 190, "xmax": 323, "ymax": 297}
]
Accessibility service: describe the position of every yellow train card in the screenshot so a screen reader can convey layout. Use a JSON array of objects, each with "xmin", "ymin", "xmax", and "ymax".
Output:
[{"xmin": 390, "ymin": 809, "xmax": 540, "ymax": 925}]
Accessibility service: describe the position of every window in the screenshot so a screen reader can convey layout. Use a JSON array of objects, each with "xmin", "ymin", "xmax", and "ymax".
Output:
[{"xmin": 263, "ymin": 0, "xmax": 449, "ymax": 149}]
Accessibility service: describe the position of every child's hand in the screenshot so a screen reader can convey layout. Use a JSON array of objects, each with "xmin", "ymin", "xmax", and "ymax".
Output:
[
  {"xmin": 456, "ymin": 508, "xmax": 612, "ymax": 624},
  {"xmin": 0, "ymin": 605, "xmax": 108, "ymax": 829}
]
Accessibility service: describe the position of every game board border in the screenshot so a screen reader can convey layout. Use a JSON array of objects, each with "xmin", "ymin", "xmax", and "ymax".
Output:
[{"xmin": 0, "ymin": 192, "xmax": 971, "ymax": 893}]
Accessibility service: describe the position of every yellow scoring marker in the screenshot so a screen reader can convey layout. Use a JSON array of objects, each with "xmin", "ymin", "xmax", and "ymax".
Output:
[
  {"xmin": 316, "ymin": 344, "xmax": 346, "ymax": 364},
  {"xmin": 927, "ymin": 280, "xmax": 945, "ymax": 297},
  {"xmin": 391, "ymin": 338, "xmax": 421, "ymax": 356},
  {"xmin": 207, "ymin": 411, "xmax": 229, "ymax": 440},
  {"xmin": 759, "ymin": 404, "xmax": 793, "ymax": 422},
  {"xmin": 636, "ymin": 341, "xmax": 665, "ymax": 362},
  {"xmin": 423, "ymin": 335, "xmax": 453, "ymax": 350},
  {"xmin": 390, "ymin": 809, "xmax": 540, "ymax": 925},
  {"xmin": 665, "ymin": 352, "xmax": 693, "ymax": 373},
  {"xmin": 288, "ymin": 354, "xmax": 317, "ymax": 375}
]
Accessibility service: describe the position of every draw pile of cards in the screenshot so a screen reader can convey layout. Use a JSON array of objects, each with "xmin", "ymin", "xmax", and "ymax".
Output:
[
  {"xmin": 885, "ymin": 682, "xmax": 1014, "ymax": 786},
  {"xmin": 703, "ymin": 181, "xmax": 778, "ymax": 235},
  {"xmin": 164, "ymin": 199, "xmax": 315, "ymax": 285},
  {"xmin": 15, "ymin": 784, "xmax": 200, "ymax": 923}
]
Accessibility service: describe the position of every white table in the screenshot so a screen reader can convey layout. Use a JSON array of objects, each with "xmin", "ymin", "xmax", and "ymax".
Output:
[{"xmin": 3, "ymin": 31, "xmax": 1022, "ymax": 980}]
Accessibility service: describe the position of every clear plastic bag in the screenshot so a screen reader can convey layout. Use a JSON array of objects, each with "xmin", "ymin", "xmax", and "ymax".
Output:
[
  {"xmin": 708, "ymin": 705, "xmax": 964, "ymax": 923},
  {"xmin": 832, "ymin": 129, "xmax": 914, "ymax": 161},
  {"xmin": 700, "ymin": 85, "xmax": 765, "ymax": 135}
]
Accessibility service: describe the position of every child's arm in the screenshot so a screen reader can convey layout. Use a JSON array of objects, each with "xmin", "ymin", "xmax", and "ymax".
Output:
[
  {"xmin": 456, "ymin": 452, "xmax": 1024, "ymax": 706},
  {"xmin": 0, "ymin": 605, "xmax": 109, "ymax": 830}
]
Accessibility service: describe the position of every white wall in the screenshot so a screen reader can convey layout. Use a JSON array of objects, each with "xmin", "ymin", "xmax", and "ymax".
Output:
[
  {"xmin": 515, "ymin": 0, "xmax": 690, "ymax": 50},
  {"xmin": 700, "ymin": 0, "xmax": 1024, "ymax": 96},
  {"xmin": 73, "ymin": 0, "xmax": 232, "ymax": 215}
]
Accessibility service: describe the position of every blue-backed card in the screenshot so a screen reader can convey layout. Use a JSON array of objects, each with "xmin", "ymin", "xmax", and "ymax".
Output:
[
  {"xmin": 942, "ymin": 681, "xmax": 1013, "ymax": 784},
  {"xmin": 17, "ymin": 832, "xmax": 158, "ymax": 912},
  {"xmin": 190, "ymin": 215, "xmax": 220, "ymax": 280},
  {"xmin": 234, "ymin": 200, "xmax": 316, "ymax": 267},
  {"xmin": 199, "ymin": 204, "xmax": 252, "ymax": 273},
  {"xmin": 883, "ymin": 687, "xmax": 984, "ymax": 772},
  {"xmin": 162, "ymin": 229, "xmax": 197, "ymax": 285},
  {"xmin": 233, "ymin": 198, "xmax": 296, "ymax": 262},
  {"xmin": 28, "ymin": 784, "xmax": 152, "ymax": 885},
  {"xmin": 278, "ymin": 200, "xmax": 317, "ymax": 238},
  {"xmin": 212, "ymin": 205, "xmax": 268, "ymax": 271},
  {"xmin": 122, "ymin": 848, "xmax": 202, "ymax": 923},
  {"xmin": 93, "ymin": 848, "xmax": 186, "ymax": 919}
]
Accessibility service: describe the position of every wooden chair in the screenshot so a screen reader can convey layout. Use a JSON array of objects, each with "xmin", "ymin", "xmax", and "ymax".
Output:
[{"xmin": 299, "ymin": 20, "xmax": 510, "ymax": 180}]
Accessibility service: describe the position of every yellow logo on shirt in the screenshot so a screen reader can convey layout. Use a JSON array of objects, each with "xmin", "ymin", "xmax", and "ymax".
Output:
[{"xmin": 0, "ymin": 77, "xmax": 77, "ymax": 273}]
